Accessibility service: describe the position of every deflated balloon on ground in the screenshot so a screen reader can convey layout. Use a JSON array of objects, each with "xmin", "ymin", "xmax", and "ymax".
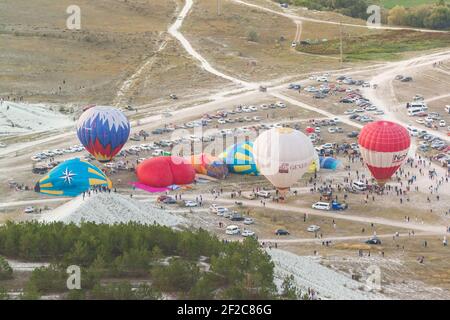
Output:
[
  {"xmin": 35, "ymin": 158, "xmax": 112, "ymax": 197},
  {"xmin": 136, "ymin": 156, "xmax": 196, "ymax": 188}
]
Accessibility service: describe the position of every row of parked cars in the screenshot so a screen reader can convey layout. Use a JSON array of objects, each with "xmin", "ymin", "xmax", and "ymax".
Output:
[
  {"xmin": 31, "ymin": 145, "xmax": 85, "ymax": 161},
  {"xmin": 407, "ymin": 126, "xmax": 448, "ymax": 152}
]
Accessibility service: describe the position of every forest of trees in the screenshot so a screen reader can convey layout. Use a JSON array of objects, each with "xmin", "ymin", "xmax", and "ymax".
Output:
[
  {"xmin": 275, "ymin": 0, "xmax": 450, "ymax": 30},
  {"xmin": 388, "ymin": 2, "xmax": 450, "ymax": 30},
  {"xmin": 0, "ymin": 222, "xmax": 303, "ymax": 300}
]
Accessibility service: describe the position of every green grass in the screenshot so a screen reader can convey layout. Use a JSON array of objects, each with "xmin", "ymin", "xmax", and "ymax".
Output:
[
  {"xmin": 380, "ymin": 0, "xmax": 442, "ymax": 9},
  {"xmin": 297, "ymin": 30, "xmax": 450, "ymax": 61}
]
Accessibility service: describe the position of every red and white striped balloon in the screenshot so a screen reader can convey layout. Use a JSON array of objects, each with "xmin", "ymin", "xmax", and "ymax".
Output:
[{"xmin": 358, "ymin": 121, "xmax": 411, "ymax": 186}]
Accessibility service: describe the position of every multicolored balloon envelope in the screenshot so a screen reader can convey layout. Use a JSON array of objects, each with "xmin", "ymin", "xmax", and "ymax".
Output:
[
  {"xmin": 189, "ymin": 153, "xmax": 228, "ymax": 179},
  {"xmin": 358, "ymin": 120, "xmax": 411, "ymax": 186},
  {"xmin": 35, "ymin": 158, "xmax": 112, "ymax": 197},
  {"xmin": 219, "ymin": 141, "xmax": 259, "ymax": 175},
  {"xmin": 136, "ymin": 156, "xmax": 196, "ymax": 188},
  {"xmin": 77, "ymin": 106, "xmax": 131, "ymax": 162}
]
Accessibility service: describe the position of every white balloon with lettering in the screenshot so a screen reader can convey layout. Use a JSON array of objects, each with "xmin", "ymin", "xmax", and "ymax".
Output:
[{"xmin": 253, "ymin": 128, "xmax": 315, "ymax": 190}]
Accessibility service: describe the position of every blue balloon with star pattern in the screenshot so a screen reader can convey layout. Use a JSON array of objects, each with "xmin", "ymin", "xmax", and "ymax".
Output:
[{"xmin": 34, "ymin": 158, "xmax": 112, "ymax": 197}]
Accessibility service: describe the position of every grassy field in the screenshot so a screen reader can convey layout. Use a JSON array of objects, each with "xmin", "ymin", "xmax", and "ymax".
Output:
[
  {"xmin": 380, "ymin": 0, "xmax": 442, "ymax": 9},
  {"xmin": 297, "ymin": 30, "xmax": 450, "ymax": 61}
]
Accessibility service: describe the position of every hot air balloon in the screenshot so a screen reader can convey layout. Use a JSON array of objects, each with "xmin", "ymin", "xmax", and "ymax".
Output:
[
  {"xmin": 358, "ymin": 120, "xmax": 411, "ymax": 186},
  {"xmin": 136, "ymin": 156, "xmax": 196, "ymax": 188},
  {"xmin": 77, "ymin": 106, "xmax": 130, "ymax": 162},
  {"xmin": 219, "ymin": 141, "xmax": 259, "ymax": 175},
  {"xmin": 307, "ymin": 152, "xmax": 321, "ymax": 174},
  {"xmin": 319, "ymin": 157, "xmax": 342, "ymax": 170},
  {"xmin": 189, "ymin": 153, "xmax": 229, "ymax": 179},
  {"xmin": 34, "ymin": 158, "xmax": 112, "ymax": 197},
  {"xmin": 253, "ymin": 128, "xmax": 315, "ymax": 199}
]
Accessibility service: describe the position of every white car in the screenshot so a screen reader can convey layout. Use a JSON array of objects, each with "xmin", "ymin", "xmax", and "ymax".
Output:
[
  {"xmin": 352, "ymin": 181, "xmax": 367, "ymax": 191},
  {"xmin": 253, "ymin": 116, "xmax": 262, "ymax": 121},
  {"xmin": 184, "ymin": 201, "xmax": 198, "ymax": 207},
  {"xmin": 256, "ymin": 191, "xmax": 271, "ymax": 198},
  {"xmin": 307, "ymin": 225, "xmax": 321, "ymax": 233},
  {"xmin": 242, "ymin": 230, "xmax": 256, "ymax": 237},
  {"xmin": 322, "ymin": 143, "xmax": 333, "ymax": 149},
  {"xmin": 328, "ymin": 127, "xmax": 336, "ymax": 134},
  {"xmin": 243, "ymin": 217, "xmax": 254, "ymax": 225},
  {"xmin": 312, "ymin": 202, "xmax": 331, "ymax": 211},
  {"xmin": 226, "ymin": 225, "xmax": 241, "ymax": 235},
  {"xmin": 0, "ymin": 142, "xmax": 6, "ymax": 148},
  {"xmin": 218, "ymin": 118, "xmax": 227, "ymax": 124},
  {"xmin": 439, "ymin": 120, "xmax": 446, "ymax": 127},
  {"xmin": 315, "ymin": 127, "xmax": 321, "ymax": 133},
  {"xmin": 276, "ymin": 102, "xmax": 287, "ymax": 108},
  {"xmin": 24, "ymin": 207, "xmax": 35, "ymax": 214},
  {"xmin": 317, "ymin": 76, "xmax": 328, "ymax": 82},
  {"xmin": 216, "ymin": 207, "xmax": 230, "ymax": 216}
]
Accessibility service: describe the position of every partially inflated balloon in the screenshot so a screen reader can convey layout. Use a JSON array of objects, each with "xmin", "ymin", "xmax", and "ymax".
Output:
[
  {"xmin": 34, "ymin": 158, "xmax": 112, "ymax": 197},
  {"xmin": 253, "ymin": 128, "xmax": 315, "ymax": 194},
  {"xmin": 77, "ymin": 106, "xmax": 130, "ymax": 162},
  {"xmin": 319, "ymin": 157, "xmax": 341, "ymax": 170},
  {"xmin": 136, "ymin": 156, "xmax": 195, "ymax": 188},
  {"xmin": 219, "ymin": 142, "xmax": 259, "ymax": 175},
  {"xmin": 308, "ymin": 152, "xmax": 320, "ymax": 174},
  {"xmin": 189, "ymin": 153, "xmax": 228, "ymax": 179},
  {"xmin": 358, "ymin": 121, "xmax": 410, "ymax": 186}
]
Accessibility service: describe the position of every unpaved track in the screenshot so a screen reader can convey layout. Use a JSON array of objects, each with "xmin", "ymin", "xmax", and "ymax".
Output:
[
  {"xmin": 195, "ymin": 196, "xmax": 448, "ymax": 235},
  {"xmin": 169, "ymin": 0, "xmax": 255, "ymax": 89}
]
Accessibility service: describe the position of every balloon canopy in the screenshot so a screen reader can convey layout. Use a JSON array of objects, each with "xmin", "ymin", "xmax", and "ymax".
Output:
[
  {"xmin": 358, "ymin": 120, "xmax": 411, "ymax": 186},
  {"xmin": 305, "ymin": 127, "xmax": 315, "ymax": 134},
  {"xmin": 34, "ymin": 158, "xmax": 112, "ymax": 197},
  {"xmin": 253, "ymin": 128, "xmax": 315, "ymax": 192},
  {"xmin": 189, "ymin": 153, "xmax": 228, "ymax": 179},
  {"xmin": 308, "ymin": 152, "xmax": 321, "ymax": 174},
  {"xmin": 320, "ymin": 157, "xmax": 342, "ymax": 170},
  {"xmin": 136, "ymin": 156, "xmax": 196, "ymax": 188},
  {"xmin": 219, "ymin": 141, "xmax": 259, "ymax": 175},
  {"xmin": 77, "ymin": 106, "xmax": 131, "ymax": 162}
]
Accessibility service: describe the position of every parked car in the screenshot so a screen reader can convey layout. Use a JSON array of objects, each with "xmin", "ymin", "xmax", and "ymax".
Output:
[
  {"xmin": 230, "ymin": 213, "xmax": 245, "ymax": 221},
  {"xmin": 312, "ymin": 202, "xmax": 331, "ymax": 211},
  {"xmin": 226, "ymin": 225, "xmax": 241, "ymax": 235},
  {"xmin": 184, "ymin": 201, "xmax": 198, "ymax": 207},
  {"xmin": 365, "ymin": 237, "xmax": 382, "ymax": 245},
  {"xmin": 275, "ymin": 229, "xmax": 290, "ymax": 236},
  {"xmin": 256, "ymin": 191, "xmax": 271, "ymax": 198},
  {"xmin": 307, "ymin": 225, "xmax": 321, "ymax": 233},
  {"xmin": 244, "ymin": 217, "xmax": 254, "ymax": 225},
  {"xmin": 24, "ymin": 207, "xmax": 35, "ymax": 214},
  {"xmin": 242, "ymin": 230, "xmax": 256, "ymax": 237},
  {"xmin": 352, "ymin": 181, "xmax": 367, "ymax": 191}
]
